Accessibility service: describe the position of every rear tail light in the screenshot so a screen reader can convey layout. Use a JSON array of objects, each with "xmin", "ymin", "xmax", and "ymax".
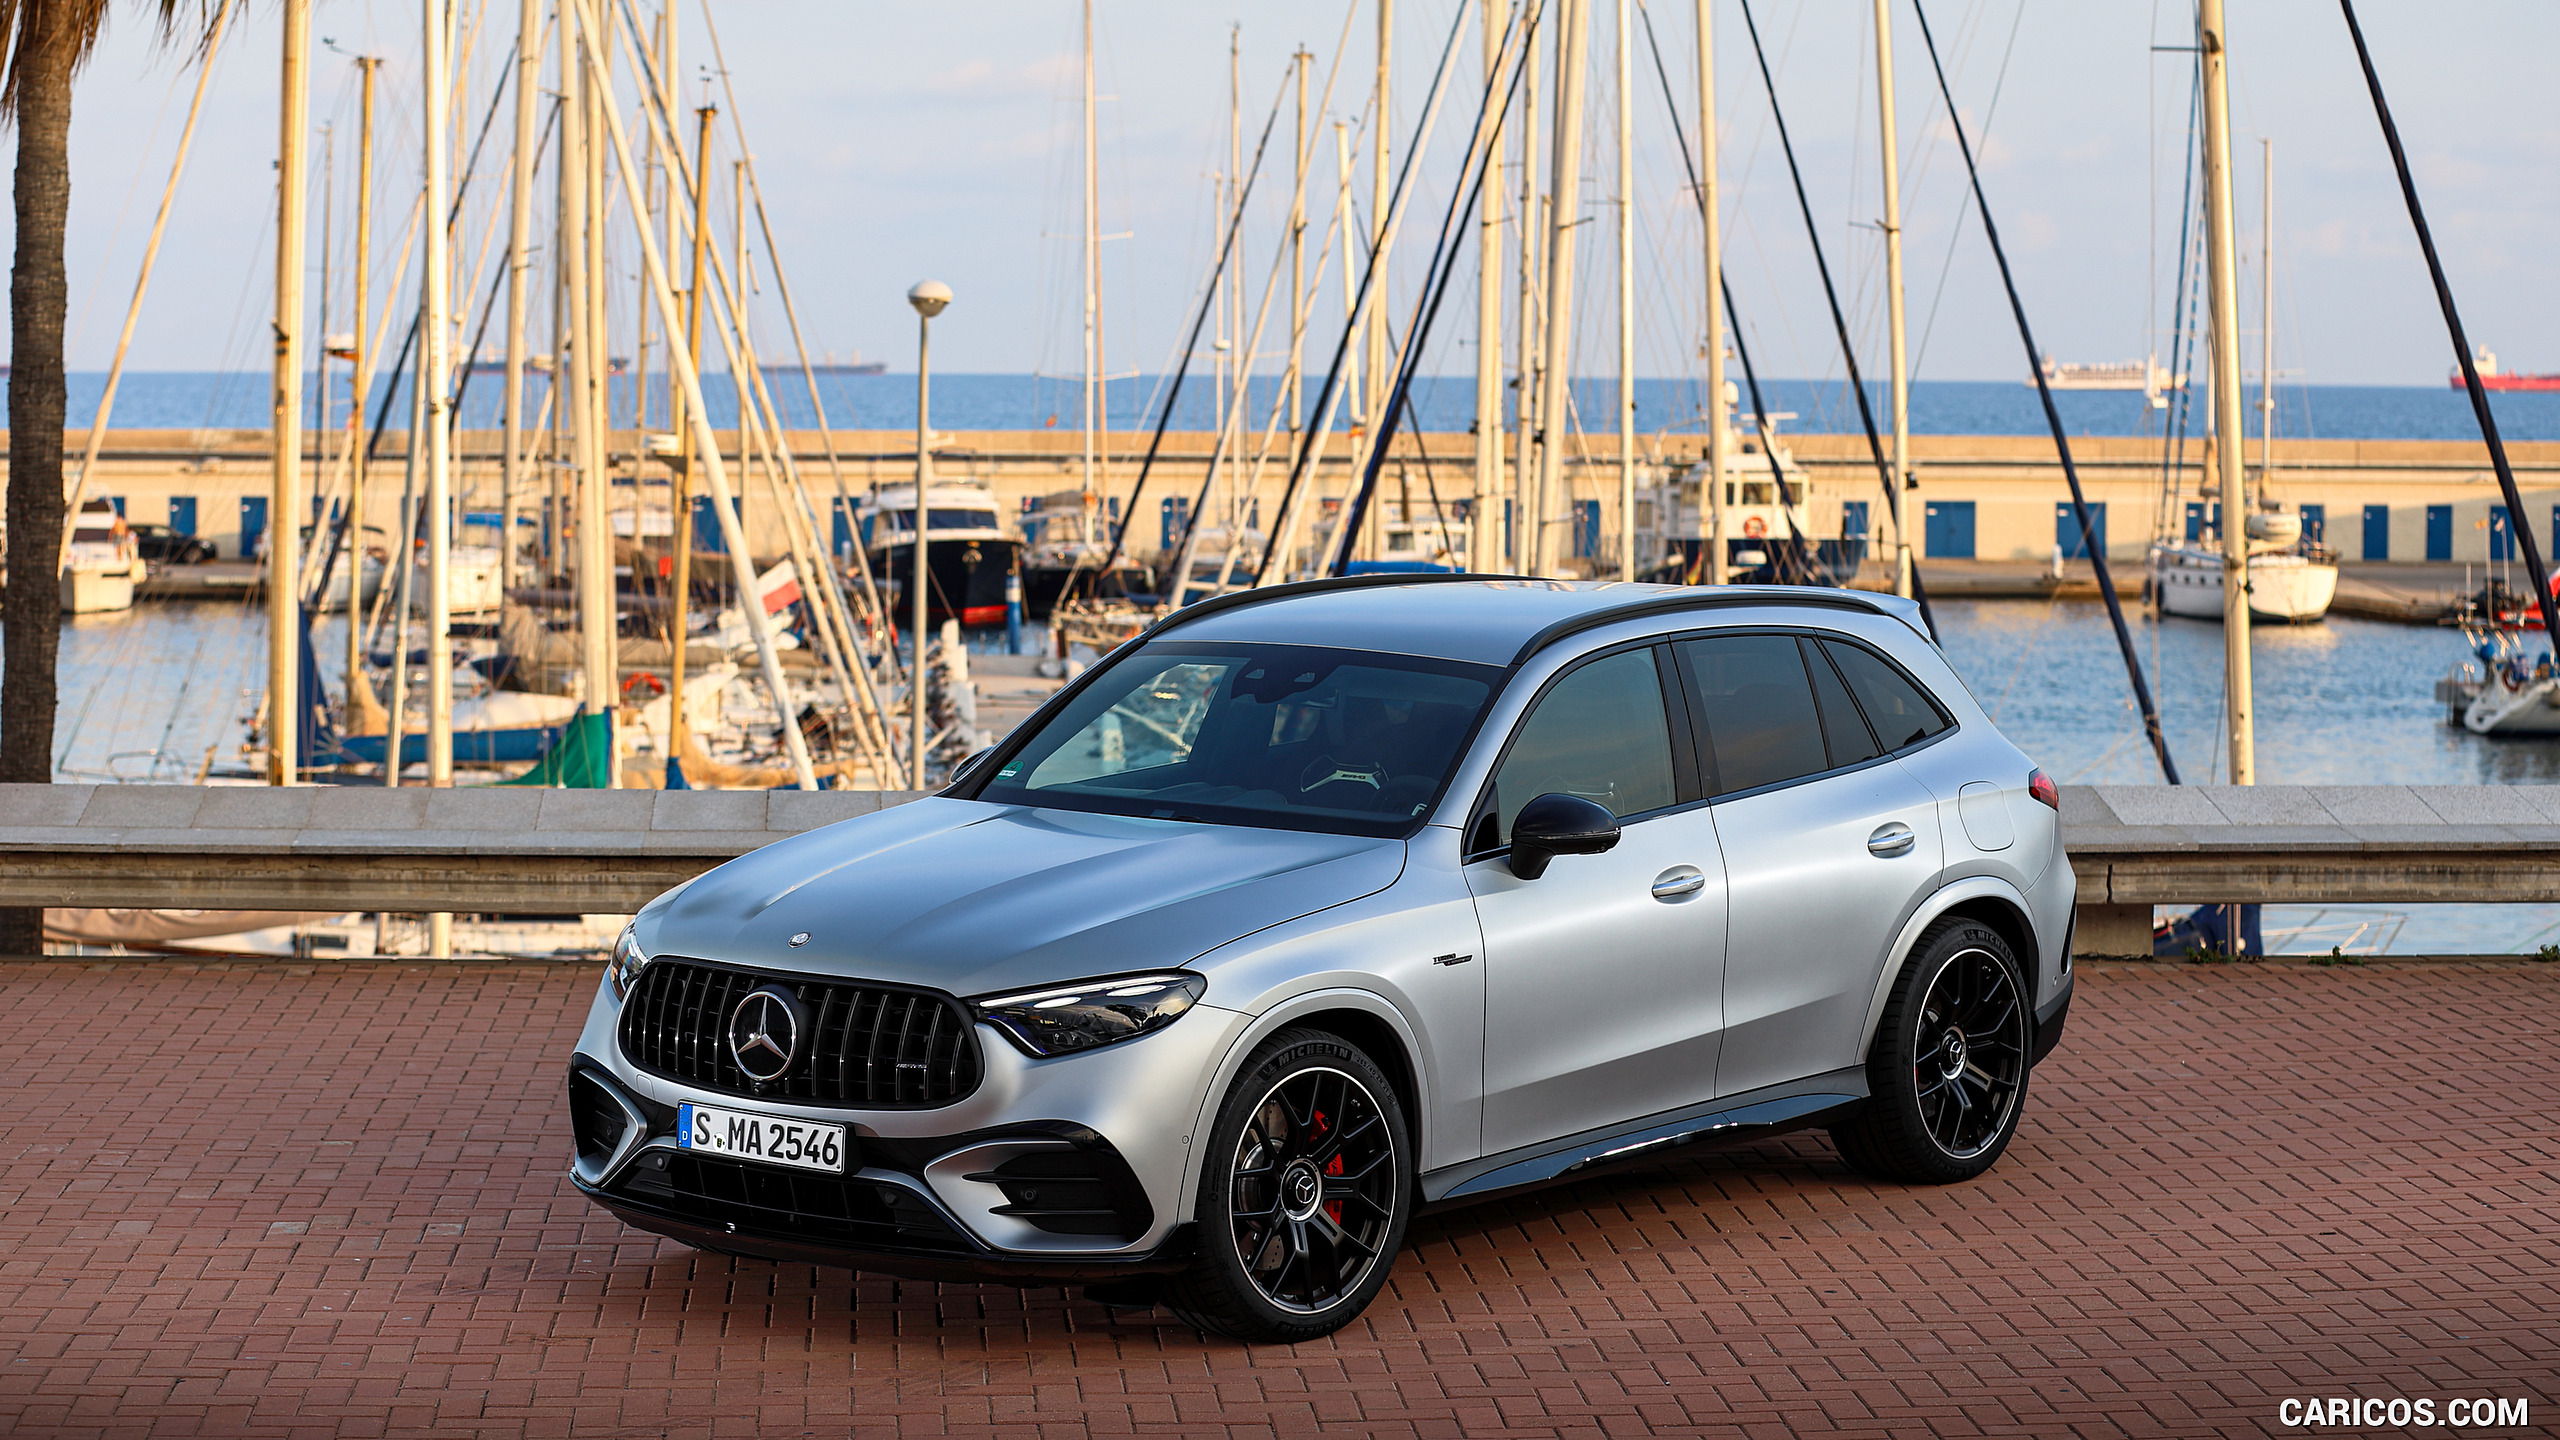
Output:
[{"xmin": 2027, "ymin": 768, "xmax": 2059, "ymax": 810}]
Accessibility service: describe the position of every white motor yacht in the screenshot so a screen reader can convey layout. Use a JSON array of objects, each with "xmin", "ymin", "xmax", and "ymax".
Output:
[{"xmin": 60, "ymin": 499, "xmax": 146, "ymax": 613}]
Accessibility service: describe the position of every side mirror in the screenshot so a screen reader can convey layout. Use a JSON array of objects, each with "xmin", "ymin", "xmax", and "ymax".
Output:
[{"xmin": 1508, "ymin": 792, "xmax": 1621, "ymax": 880}]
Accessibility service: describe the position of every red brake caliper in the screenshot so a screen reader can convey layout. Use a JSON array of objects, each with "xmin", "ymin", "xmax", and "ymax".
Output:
[{"xmin": 1311, "ymin": 1109, "xmax": 1344, "ymax": 1223}]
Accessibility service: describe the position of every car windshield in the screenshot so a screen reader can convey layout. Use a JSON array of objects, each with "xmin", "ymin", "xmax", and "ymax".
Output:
[{"xmin": 969, "ymin": 640, "xmax": 1501, "ymax": 837}]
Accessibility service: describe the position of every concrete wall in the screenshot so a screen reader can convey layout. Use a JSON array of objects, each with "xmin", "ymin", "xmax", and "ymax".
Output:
[{"xmin": 16, "ymin": 427, "xmax": 2560, "ymax": 572}]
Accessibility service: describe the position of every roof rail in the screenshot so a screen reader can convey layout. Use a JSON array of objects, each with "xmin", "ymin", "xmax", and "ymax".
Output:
[
  {"xmin": 1143, "ymin": 570, "xmax": 1527, "ymax": 642},
  {"xmin": 1506, "ymin": 586, "xmax": 1914, "ymax": 666}
]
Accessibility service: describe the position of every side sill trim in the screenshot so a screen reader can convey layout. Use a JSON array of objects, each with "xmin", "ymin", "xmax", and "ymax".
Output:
[{"xmin": 1422, "ymin": 1070, "xmax": 1868, "ymax": 1205}]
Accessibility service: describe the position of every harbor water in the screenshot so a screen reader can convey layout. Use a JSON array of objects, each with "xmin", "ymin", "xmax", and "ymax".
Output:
[{"xmin": 28, "ymin": 594, "xmax": 2560, "ymax": 955}]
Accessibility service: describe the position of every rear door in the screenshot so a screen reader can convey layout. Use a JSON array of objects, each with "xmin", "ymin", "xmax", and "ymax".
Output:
[
  {"xmin": 1465, "ymin": 646, "xmax": 1729, "ymax": 1156},
  {"xmin": 1672, "ymin": 633, "xmax": 1944, "ymax": 1100}
]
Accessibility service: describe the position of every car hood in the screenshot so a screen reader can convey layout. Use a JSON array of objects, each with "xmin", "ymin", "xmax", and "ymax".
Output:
[{"xmin": 638, "ymin": 798, "xmax": 1407, "ymax": 998}]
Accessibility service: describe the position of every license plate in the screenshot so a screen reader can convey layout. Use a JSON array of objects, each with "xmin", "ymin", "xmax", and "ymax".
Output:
[{"xmin": 676, "ymin": 1102, "xmax": 850, "ymax": 1174}]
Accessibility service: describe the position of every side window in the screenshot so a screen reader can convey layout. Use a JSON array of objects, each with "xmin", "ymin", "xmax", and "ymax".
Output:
[
  {"xmin": 1802, "ymin": 638, "xmax": 1882, "ymax": 768},
  {"xmin": 1676, "ymin": 634, "xmax": 1828, "ymax": 796},
  {"xmin": 1820, "ymin": 639, "xmax": 1952, "ymax": 751},
  {"xmin": 1485, "ymin": 649, "xmax": 1678, "ymax": 845}
]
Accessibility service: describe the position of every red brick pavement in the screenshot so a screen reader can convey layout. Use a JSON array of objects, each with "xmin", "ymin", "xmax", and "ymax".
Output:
[{"xmin": 0, "ymin": 958, "xmax": 2552, "ymax": 1438}]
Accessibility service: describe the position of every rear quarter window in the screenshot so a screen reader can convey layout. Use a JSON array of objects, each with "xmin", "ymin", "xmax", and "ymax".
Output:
[{"xmin": 1819, "ymin": 638, "xmax": 1953, "ymax": 751}]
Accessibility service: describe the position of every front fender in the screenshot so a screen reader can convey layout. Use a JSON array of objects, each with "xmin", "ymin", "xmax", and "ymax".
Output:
[
  {"xmin": 1173, "ymin": 986, "xmax": 1432, "ymax": 1230},
  {"xmin": 1855, "ymin": 874, "xmax": 2046, "ymax": 1060}
]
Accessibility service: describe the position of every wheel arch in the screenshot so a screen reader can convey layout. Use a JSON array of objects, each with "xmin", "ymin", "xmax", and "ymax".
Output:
[
  {"xmin": 1858, "ymin": 878, "xmax": 2040, "ymax": 1059},
  {"xmin": 1174, "ymin": 988, "xmax": 1427, "ymax": 1225}
]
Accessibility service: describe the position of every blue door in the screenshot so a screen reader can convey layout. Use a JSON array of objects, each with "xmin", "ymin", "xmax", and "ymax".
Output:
[
  {"xmin": 2426, "ymin": 505, "xmax": 2453, "ymax": 562},
  {"xmin": 107, "ymin": 495, "xmax": 126, "ymax": 517},
  {"xmin": 831, "ymin": 497, "xmax": 856, "ymax": 563},
  {"xmin": 1840, "ymin": 500, "xmax": 1869, "ymax": 539},
  {"xmin": 2363, "ymin": 505, "xmax": 2390, "ymax": 561},
  {"xmin": 1572, "ymin": 500, "xmax": 1601, "ymax": 558},
  {"xmin": 169, "ymin": 495, "xmax": 197, "ymax": 539},
  {"xmin": 2185, "ymin": 502, "xmax": 2206, "ymax": 542},
  {"xmin": 2491, "ymin": 505, "xmax": 2514, "ymax": 561},
  {"xmin": 2298, "ymin": 504, "xmax": 2325, "ymax": 545},
  {"xmin": 2055, "ymin": 501, "xmax": 2107, "ymax": 559},
  {"xmin": 692, "ymin": 495, "xmax": 730, "ymax": 555},
  {"xmin": 1924, "ymin": 501, "xmax": 1975, "ymax": 559},
  {"xmin": 239, "ymin": 496, "xmax": 268, "ymax": 559},
  {"xmin": 1161, "ymin": 495, "xmax": 1189, "ymax": 550}
]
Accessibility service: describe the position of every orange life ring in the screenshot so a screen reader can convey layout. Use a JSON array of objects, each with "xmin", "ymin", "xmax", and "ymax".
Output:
[
  {"xmin": 622, "ymin": 671, "xmax": 668, "ymax": 698},
  {"xmin": 1742, "ymin": 516, "xmax": 1769, "ymax": 539}
]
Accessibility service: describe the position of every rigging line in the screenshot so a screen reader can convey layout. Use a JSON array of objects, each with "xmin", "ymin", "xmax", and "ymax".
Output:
[
  {"xmin": 1910, "ymin": 0, "xmax": 2180, "ymax": 786},
  {"xmin": 2339, "ymin": 0, "xmax": 2556, "ymax": 651},
  {"xmin": 1907, "ymin": 0, "xmax": 2025, "ymax": 379},
  {"xmin": 1327, "ymin": 0, "xmax": 1536, "ymax": 578},
  {"xmin": 1734, "ymin": 0, "xmax": 1932, "ymax": 630},
  {"xmin": 2156, "ymin": 59, "xmax": 2203, "ymax": 541},
  {"xmin": 1091, "ymin": 76, "xmax": 1288, "ymax": 584},
  {"xmin": 1633, "ymin": 0, "xmax": 1817, "ymax": 587},
  {"xmin": 1252, "ymin": 0, "xmax": 1486, "ymax": 587}
]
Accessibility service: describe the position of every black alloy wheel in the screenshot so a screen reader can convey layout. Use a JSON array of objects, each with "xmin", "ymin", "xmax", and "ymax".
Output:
[
  {"xmin": 1832, "ymin": 917, "xmax": 2033, "ymax": 1184},
  {"xmin": 1163, "ymin": 1028, "xmax": 1411, "ymax": 1343}
]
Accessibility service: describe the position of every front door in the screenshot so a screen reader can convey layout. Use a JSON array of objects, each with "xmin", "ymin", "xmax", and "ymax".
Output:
[
  {"xmin": 1466, "ymin": 646, "xmax": 1728, "ymax": 1157},
  {"xmin": 1670, "ymin": 633, "xmax": 1945, "ymax": 1100}
]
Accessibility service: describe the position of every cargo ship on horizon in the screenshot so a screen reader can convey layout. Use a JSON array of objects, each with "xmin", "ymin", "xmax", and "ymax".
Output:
[{"xmin": 2453, "ymin": 349, "xmax": 2560, "ymax": 391}]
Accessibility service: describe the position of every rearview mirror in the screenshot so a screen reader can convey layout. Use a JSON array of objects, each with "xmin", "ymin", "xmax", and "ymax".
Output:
[{"xmin": 1508, "ymin": 792, "xmax": 1621, "ymax": 880}]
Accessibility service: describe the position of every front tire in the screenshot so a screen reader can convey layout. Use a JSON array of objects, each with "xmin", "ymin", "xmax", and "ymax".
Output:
[
  {"xmin": 1162, "ymin": 1028, "xmax": 1412, "ymax": 1343},
  {"xmin": 1832, "ymin": 918, "xmax": 2033, "ymax": 1184}
]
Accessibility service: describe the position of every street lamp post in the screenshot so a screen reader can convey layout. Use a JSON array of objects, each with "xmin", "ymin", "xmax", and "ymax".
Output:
[{"xmin": 907, "ymin": 280, "xmax": 952, "ymax": 790}]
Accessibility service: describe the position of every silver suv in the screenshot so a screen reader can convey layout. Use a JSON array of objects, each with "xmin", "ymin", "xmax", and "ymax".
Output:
[{"xmin": 569, "ymin": 578, "xmax": 2075, "ymax": 1343}]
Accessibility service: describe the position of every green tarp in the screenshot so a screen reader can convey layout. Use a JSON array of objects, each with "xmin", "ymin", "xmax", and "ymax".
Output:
[{"xmin": 499, "ymin": 710, "xmax": 615, "ymax": 788}]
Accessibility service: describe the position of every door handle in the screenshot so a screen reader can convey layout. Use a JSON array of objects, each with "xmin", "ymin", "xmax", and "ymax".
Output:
[
  {"xmin": 1867, "ymin": 822, "xmax": 1916, "ymax": 858},
  {"xmin": 1650, "ymin": 865, "xmax": 1707, "ymax": 900}
]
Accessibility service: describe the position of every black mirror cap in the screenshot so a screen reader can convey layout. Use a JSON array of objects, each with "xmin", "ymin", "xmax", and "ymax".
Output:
[
  {"xmin": 944, "ymin": 747, "xmax": 1000, "ymax": 791},
  {"xmin": 1507, "ymin": 792, "xmax": 1621, "ymax": 880}
]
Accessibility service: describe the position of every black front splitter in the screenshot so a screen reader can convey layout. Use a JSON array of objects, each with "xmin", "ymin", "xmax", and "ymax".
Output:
[{"xmin": 577, "ymin": 1179, "xmax": 1194, "ymax": 1287}]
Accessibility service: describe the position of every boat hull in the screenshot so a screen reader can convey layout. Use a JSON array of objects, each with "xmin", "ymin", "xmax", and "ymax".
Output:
[
  {"xmin": 2463, "ymin": 676, "xmax": 2560, "ymax": 734},
  {"xmin": 61, "ymin": 561, "xmax": 142, "ymax": 614},
  {"xmin": 872, "ymin": 536, "xmax": 1026, "ymax": 628},
  {"xmin": 2151, "ymin": 545, "xmax": 2337, "ymax": 622}
]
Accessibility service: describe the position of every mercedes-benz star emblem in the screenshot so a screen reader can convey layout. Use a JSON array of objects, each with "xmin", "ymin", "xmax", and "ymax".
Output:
[
  {"xmin": 788, "ymin": 931, "xmax": 811, "ymax": 948},
  {"xmin": 727, "ymin": 985, "xmax": 806, "ymax": 1084}
]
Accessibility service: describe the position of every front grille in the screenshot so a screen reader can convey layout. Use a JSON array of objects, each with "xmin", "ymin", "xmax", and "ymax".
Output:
[
  {"xmin": 619, "ymin": 959, "xmax": 982, "ymax": 1108},
  {"xmin": 612, "ymin": 1151, "xmax": 974, "ymax": 1255}
]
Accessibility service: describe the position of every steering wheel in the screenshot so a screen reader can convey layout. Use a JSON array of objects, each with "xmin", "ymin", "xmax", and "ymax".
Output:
[{"xmin": 1296, "ymin": 754, "xmax": 1389, "ymax": 798}]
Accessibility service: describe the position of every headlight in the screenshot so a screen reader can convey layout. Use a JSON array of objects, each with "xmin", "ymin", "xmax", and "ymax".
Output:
[
  {"xmin": 973, "ymin": 972, "xmax": 1207, "ymax": 1058},
  {"xmin": 609, "ymin": 922, "xmax": 648, "ymax": 1000}
]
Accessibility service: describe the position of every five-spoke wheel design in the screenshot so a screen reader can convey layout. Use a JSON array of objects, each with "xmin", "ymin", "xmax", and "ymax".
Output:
[
  {"xmin": 1228, "ymin": 1066, "xmax": 1398, "ymax": 1313},
  {"xmin": 1911, "ymin": 944, "xmax": 2027, "ymax": 1160}
]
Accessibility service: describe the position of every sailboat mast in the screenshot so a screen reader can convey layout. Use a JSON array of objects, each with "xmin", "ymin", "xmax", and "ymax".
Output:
[
  {"xmin": 349, "ymin": 56, "xmax": 377, "ymax": 709},
  {"xmin": 1532, "ymin": 0, "xmax": 1589, "ymax": 578},
  {"xmin": 2200, "ymin": 0, "xmax": 2252, "ymax": 783},
  {"xmin": 1081, "ymin": 0, "xmax": 1099, "ymax": 518},
  {"xmin": 1695, "ymin": 0, "xmax": 1726, "ymax": 584},
  {"xmin": 1615, "ymin": 0, "xmax": 1634, "ymax": 581},
  {"xmin": 1367, "ymin": 0, "xmax": 1392, "ymax": 439},
  {"xmin": 1872, "ymin": 0, "xmax": 1912, "ymax": 599},
  {"xmin": 1472, "ymin": 0, "xmax": 1505, "ymax": 574},
  {"xmin": 423, "ymin": 0, "xmax": 455, "ymax": 799},
  {"xmin": 2260, "ymin": 137, "xmax": 2274, "ymax": 487},
  {"xmin": 1289, "ymin": 48, "xmax": 1309, "ymax": 467},
  {"xmin": 503, "ymin": 0, "xmax": 536, "ymax": 605},
  {"xmin": 1515, "ymin": 10, "xmax": 1540, "ymax": 571},
  {"xmin": 670, "ymin": 104, "xmax": 714, "ymax": 774},
  {"xmin": 269, "ymin": 0, "xmax": 311, "ymax": 785}
]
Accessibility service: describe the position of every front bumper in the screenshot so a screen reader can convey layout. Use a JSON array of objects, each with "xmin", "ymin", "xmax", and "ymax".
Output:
[{"xmin": 566, "ymin": 971, "xmax": 1246, "ymax": 1277}]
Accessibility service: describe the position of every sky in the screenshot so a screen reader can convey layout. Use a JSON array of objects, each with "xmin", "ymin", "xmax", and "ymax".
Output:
[{"xmin": 14, "ymin": 0, "xmax": 2557, "ymax": 388}]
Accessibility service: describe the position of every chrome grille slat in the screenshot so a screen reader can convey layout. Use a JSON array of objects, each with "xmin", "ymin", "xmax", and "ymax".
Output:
[{"xmin": 618, "ymin": 959, "xmax": 981, "ymax": 1109}]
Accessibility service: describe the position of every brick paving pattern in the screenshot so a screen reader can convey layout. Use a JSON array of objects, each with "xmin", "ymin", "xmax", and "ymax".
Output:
[{"xmin": 0, "ymin": 958, "xmax": 2552, "ymax": 1438}]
